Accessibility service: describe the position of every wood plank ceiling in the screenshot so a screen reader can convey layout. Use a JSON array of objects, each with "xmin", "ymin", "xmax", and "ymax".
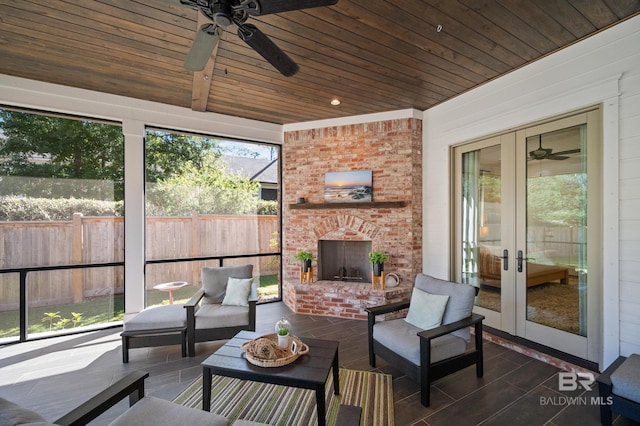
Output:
[{"xmin": 0, "ymin": 0, "xmax": 639, "ymax": 125}]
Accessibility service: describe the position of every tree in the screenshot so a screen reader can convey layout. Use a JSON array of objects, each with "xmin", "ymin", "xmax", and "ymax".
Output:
[
  {"xmin": 146, "ymin": 153, "xmax": 261, "ymax": 216},
  {"xmin": 527, "ymin": 174, "xmax": 586, "ymax": 227},
  {"xmin": 1, "ymin": 109, "xmax": 274, "ymax": 217},
  {"xmin": 0, "ymin": 112, "xmax": 226, "ymax": 201},
  {"xmin": 144, "ymin": 130, "xmax": 219, "ymax": 183},
  {"xmin": 0, "ymin": 109, "xmax": 124, "ymax": 199}
]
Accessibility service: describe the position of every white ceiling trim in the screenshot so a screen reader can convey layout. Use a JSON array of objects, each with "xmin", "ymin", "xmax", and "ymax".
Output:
[{"xmin": 283, "ymin": 108, "xmax": 423, "ymax": 132}]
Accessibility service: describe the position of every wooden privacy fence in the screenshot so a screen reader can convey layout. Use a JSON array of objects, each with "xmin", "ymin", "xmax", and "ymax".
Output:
[
  {"xmin": 145, "ymin": 213, "xmax": 279, "ymax": 287},
  {"xmin": 0, "ymin": 213, "xmax": 278, "ymax": 310}
]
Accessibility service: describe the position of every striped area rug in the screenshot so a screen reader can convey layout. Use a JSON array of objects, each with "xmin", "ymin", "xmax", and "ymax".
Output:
[{"xmin": 172, "ymin": 368, "xmax": 394, "ymax": 426}]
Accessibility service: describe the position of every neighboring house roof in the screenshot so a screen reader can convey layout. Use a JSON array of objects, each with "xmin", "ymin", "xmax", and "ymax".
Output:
[{"xmin": 221, "ymin": 155, "xmax": 278, "ymax": 185}]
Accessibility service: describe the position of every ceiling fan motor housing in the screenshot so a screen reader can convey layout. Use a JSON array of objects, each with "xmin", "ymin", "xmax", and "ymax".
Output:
[{"xmin": 212, "ymin": 1, "xmax": 233, "ymax": 27}]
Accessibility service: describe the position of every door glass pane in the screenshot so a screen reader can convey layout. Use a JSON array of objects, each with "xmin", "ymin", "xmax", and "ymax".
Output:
[
  {"xmin": 461, "ymin": 145, "xmax": 502, "ymax": 312},
  {"xmin": 525, "ymin": 126, "xmax": 587, "ymax": 336}
]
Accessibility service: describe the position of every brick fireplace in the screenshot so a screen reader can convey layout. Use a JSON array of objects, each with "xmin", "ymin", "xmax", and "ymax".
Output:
[{"xmin": 282, "ymin": 117, "xmax": 423, "ymax": 319}]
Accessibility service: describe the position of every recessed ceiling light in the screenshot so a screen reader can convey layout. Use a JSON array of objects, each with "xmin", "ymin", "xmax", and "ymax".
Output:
[{"xmin": 331, "ymin": 98, "xmax": 341, "ymax": 106}]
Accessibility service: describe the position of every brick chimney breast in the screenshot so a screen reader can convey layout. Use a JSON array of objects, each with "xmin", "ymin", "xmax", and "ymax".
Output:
[{"xmin": 282, "ymin": 118, "xmax": 422, "ymax": 319}]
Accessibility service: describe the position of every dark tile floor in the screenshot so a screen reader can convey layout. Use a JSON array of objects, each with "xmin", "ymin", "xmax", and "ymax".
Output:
[{"xmin": 0, "ymin": 302, "xmax": 635, "ymax": 425}]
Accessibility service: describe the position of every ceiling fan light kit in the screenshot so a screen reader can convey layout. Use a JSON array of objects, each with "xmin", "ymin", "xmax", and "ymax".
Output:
[{"xmin": 180, "ymin": 0, "xmax": 339, "ymax": 75}]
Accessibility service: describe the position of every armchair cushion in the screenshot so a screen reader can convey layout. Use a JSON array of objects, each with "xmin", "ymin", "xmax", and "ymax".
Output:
[
  {"xmin": 405, "ymin": 288, "xmax": 449, "ymax": 330},
  {"xmin": 610, "ymin": 354, "xmax": 640, "ymax": 403},
  {"xmin": 415, "ymin": 274, "xmax": 475, "ymax": 341},
  {"xmin": 0, "ymin": 398, "xmax": 53, "ymax": 426},
  {"xmin": 195, "ymin": 304, "xmax": 249, "ymax": 329},
  {"xmin": 123, "ymin": 304, "xmax": 186, "ymax": 332},
  {"xmin": 202, "ymin": 265, "xmax": 253, "ymax": 305},
  {"xmin": 109, "ymin": 396, "xmax": 228, "ymax": 426},
  {"xmin": 373, "ymin": 319, "xmax": 466, "ymax": 364}
]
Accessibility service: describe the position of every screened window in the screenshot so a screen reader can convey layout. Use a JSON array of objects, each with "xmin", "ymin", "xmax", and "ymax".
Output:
[
  {"xmin": 144, "ymin": 128, "xmax": 280, "ymax": 307},
  {"xmin": 0, "ymin": 107, "xmax": 124, "ymax": 343}
]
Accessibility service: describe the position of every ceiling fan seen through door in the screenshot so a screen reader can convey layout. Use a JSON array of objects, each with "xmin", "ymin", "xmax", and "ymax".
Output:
[
  {"xmin": 529, "ymin": 135, "xmax": 581, "ymax": 161},
  {"xmin": 180, "ymin": 0, "xmax": 338, "ymax": 76}
]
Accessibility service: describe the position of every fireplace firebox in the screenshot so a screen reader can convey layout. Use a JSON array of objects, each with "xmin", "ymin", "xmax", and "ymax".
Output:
[{"xmin": 318, "ymin": 240, "xmax": 372, "ymax": 282}]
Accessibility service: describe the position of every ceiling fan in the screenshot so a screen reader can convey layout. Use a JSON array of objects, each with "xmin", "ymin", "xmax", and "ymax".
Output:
[
  {"xmin": 529, "ymin": 135, "xmax": 581, "ymax": 160},
  {"xmin": 180, "ymin": 0, "xmax": 338, "ymax": 76}
]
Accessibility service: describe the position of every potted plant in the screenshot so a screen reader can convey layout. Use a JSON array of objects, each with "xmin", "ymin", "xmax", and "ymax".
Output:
[
  {"xmin": 368, "ymin": 250, "xmax": 390, "ymax": 277},
  {"xmin": 275, "ymin": 317, "xmax": 291, "ymax": 348},
  {"xmin": 294, "ymin": 249, "xmax": 313, "ymax": 272}
]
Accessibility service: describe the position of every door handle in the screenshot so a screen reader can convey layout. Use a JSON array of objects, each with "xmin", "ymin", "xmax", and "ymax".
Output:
[
  {"xmin": 517, "ymin": 250, "xmax": 534, "ymax": 272},
  {"xmin": 499, "ymin": 249, "xmax": 508, "ymax": 271}
]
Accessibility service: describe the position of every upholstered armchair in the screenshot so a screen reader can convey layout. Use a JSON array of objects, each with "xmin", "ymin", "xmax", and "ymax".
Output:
[
  {"xmin": 366, "ymin": 274, "xmax": 484, "ymax": 406},
  {"xmin": 0, "ymin": 371, "xmax": 230, "ymax": 426},
  {"xmin": 185, "ymin": 264, "xmax": 257, "ymax": 357},
  {"xmin": 0, "ymin": 370, "xmax": 271, "ymax": 425}
]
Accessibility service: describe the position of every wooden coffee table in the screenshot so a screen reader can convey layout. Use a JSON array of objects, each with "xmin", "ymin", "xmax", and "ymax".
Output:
[{"xmin": 201, "ymin": 330, "xmax": 339, "ymax": 426}]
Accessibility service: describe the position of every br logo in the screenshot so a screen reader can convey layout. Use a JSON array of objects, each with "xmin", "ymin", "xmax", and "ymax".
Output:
[{"xmin": 558, "ymin": 372, "xmax": 595, "ymax": 391}]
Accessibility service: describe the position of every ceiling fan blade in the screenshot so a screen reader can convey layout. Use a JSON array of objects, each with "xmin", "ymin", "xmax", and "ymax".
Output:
[
  {"xmin": 552, "ymin": 148, "xmax": 581, "ymax": 156},
  {"xmin": 184, "ymin": 24, "xmax": 221, "ymax": 71},
  {"xmin": 238, "ymin": 24, "xmax": 299, "ymax": 76},
  {"xmin": 547, "ymin": 155, "xmax": 570, "ymax": 160},
  {"xmin": 250, "ymin": 0, "xmax": 338, "ymax": 16}
]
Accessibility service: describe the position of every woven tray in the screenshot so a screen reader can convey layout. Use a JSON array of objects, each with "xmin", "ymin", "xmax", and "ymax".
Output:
[{"xmin": 241, "ymin": 334, "xmax": 309, "ymax": 368}]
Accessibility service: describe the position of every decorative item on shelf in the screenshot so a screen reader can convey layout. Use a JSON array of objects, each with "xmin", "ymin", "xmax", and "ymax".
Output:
[
  {"xmin": 385, "ymin": 272, "xmax": 400, "ymax": 288},
  {"xmin": 294, "ymin": 249, "xmax": 313, "ymax": 284},
  {"xmin": 275, "ymin": 317, "xmax": 291, "ymax": 348},
  {"xmin": 368, "ymin": 250, "xmax": 390, "ymax": 290},
  {"xmin": 296, "ymin": 197, "xmax": 306, "ymax": 204}
]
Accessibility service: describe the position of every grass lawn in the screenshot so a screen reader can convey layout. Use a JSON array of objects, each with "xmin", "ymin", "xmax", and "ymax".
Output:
[{"xmin": 0, "ymin": 275, "xmax": 280, "ymax": 339}]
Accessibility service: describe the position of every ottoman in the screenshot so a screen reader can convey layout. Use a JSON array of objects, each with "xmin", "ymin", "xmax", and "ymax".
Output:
[{"xmin": 121, "ymin": 304, "xmax": 187, "ymax": 363}]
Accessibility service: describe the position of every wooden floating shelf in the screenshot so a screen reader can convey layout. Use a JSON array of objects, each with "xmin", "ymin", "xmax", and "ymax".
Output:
[{"xmin": 289, "ymin": 201, "xmax": 407, "ymax": 210}]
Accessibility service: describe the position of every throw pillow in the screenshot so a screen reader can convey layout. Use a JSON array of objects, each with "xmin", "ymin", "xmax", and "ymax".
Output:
[
  {"xmin": 221, "ymin": 277, "xmax": 253, "ymax": 307},
  {"xmin": 201, "ymin": 265, "xmax": 253, "ymax": 304},
  {"xmin": 404, "ymin": 288, "xmax": 449, "ymax": 330},
  {"xmin": 414, "ymin": 274, "xmax": 475, "ymax": 341}
]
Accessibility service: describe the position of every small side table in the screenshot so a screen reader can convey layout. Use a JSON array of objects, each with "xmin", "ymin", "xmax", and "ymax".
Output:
[{"xmin": 153, "ymin": 281, "xmax": 187, "ymax": 304}]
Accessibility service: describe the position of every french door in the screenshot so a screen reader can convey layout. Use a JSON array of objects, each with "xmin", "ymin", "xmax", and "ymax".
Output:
[{"xmin": 454, "ymin": 110, "xmax": 601, "ymax": 362}]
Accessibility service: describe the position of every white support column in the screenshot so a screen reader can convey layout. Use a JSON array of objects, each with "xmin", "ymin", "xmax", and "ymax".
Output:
[
  {"xmin": 123, "ymin": 120, "xmax": 146, "ymax": 314},
  {"xmin": 601, "ymin": 94, "xmax": 620, "ymax": 369}
]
